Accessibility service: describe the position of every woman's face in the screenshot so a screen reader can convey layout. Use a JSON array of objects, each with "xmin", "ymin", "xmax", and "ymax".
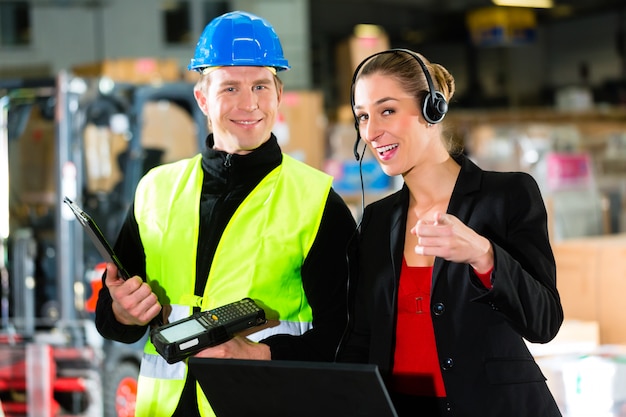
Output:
[{"xmin": 353, "ymin": 73, "xmax": 437, "ymax": 177}]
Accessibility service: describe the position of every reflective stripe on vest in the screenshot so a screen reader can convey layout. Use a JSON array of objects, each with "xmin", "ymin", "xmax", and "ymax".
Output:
[{"xmin": 133, "ymin": 153, "xmax": 332, "ymax": 417}]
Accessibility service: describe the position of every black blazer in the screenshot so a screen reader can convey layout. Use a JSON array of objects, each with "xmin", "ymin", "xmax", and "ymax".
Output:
[{"xmin": 339, "ymin": 155, "xmax": 563, "ymax": 416}]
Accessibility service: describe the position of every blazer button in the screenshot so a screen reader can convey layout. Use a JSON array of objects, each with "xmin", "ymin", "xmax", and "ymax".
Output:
[
  {"xmin": 433, "ymin": 303, "xmax": 445, "ymax": 316},
  {"xmin": 441, "ymin": 357, "xmax": 454, "ymax": 370}
]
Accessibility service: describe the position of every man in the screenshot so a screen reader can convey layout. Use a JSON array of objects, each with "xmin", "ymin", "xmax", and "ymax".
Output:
[{"xmin": 95, "ymin": 10, "xmax": 356, "ymax": 417}]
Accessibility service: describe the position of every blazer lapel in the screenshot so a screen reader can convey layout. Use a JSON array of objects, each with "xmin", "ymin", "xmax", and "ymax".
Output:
[
  {"xmin": 433, "ymin": 155, "xmax": 484, "ymax": 285},
  {"xmin": 389, "ymin": 186, "xmax": 409, "ymax": 282},
  {"xmin": 448, "ymin": 154, "xmax": 483, "ymax": 224}
]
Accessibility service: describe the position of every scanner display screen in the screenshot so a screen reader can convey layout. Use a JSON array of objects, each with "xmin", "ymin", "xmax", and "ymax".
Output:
[{"xmin": 159, "ymin": 318, "xmax": 206, "ymax": 343}]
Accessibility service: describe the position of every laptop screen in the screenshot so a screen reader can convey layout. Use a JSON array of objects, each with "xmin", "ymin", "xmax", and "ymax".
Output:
[{"xmin": 188, "ymin": 358, "xmax": 398, "ymax": 417}]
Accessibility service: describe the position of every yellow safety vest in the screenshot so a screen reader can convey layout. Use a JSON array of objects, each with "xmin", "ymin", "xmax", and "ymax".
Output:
[{"xmin": 133, "ymin": 153, "xmax": 332, "ymax": 417}]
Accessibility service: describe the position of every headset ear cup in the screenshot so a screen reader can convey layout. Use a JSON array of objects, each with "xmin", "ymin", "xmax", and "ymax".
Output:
[{"xmin": 422, "ymin": 91, "xmax": 448, "ymax": 124}]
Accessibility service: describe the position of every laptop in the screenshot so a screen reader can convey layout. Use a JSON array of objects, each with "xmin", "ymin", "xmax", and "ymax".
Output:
[{"xmin": 188, "ymin": 358, "xmax": 399, "ymax": 417}]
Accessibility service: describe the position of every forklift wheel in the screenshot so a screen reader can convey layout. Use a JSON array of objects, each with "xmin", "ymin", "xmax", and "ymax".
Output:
[{"xmin": 103, "ymin": 361, "xmax": 139, "ymax": 417}]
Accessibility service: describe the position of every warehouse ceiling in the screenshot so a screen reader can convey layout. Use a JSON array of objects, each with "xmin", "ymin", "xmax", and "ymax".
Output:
[{"xmin": 310, "ymin": 0, "xmax": 626, "ymax": 47}]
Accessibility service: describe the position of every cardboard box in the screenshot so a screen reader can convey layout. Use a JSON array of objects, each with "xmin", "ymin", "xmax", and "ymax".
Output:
[
  {"xmin": 526, "ymin": 320, "xmax": 600, "ymax": 358},
  {"xmin": 335, "ymin": 26, "xmax": 390, "ymax": 106},
  {"xmin": 277, "ymin": 91, "xmax": 327, "ymax": 170},
  {"xmin": 529, "ymin": 320, "xmax": 601, "ymax": 414},
  {"xmin": 533, "ymin": 355, "xmax": 568, "ymax": 415},
  {"xmin": 73, "ymin": 58, "xmax": 181, "ymax": 84},
  {"xmin": 9, "ymin": 106, "xmax": 56, "ymax": 204},
  {"xmin": 140, "ymin": 100, "xmax": 199, "ymax": 164},
  {"xmin": 328, "ymin": 120, "xmax": 358, "ymax": 161},
  {"xmin": 83, "ymin": 124, "xmax": 128, "ymax": 193},
  {"xmin": 561, "ymin": 352, "xmax": 626, "ymax": 417},
  {"xmin": 554, "ymin": 234, "xmax": 626, "ymax": 345},
  {"xmin": 84, "ymin": 100, "xmax": 199, "ymax": 193},
  {"xmin": 535, "ymin": 345, "xmax": 626, "ymax": 416}
]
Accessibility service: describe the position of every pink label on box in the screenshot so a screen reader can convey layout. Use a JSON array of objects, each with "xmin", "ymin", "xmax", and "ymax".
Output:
[{"xmin": 546, "ymin": 152, "xmax": 592, "ymax": 190}]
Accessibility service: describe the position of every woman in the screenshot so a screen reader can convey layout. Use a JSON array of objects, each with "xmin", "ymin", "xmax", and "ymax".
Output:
[{"xmin": 337, "ymin": 49, "xmax": 563, "ymax": 417}]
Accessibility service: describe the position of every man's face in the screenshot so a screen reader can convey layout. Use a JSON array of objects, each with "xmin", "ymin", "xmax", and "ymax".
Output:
[{"xmin": 194, "ymin": 66, "xmax": 282, "ymax": 155}]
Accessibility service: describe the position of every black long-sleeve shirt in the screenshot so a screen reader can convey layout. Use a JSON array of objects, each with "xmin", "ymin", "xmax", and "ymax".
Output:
[{"xmin": 95, "ymin": 134, "xmax": 357, "ymax": 361}]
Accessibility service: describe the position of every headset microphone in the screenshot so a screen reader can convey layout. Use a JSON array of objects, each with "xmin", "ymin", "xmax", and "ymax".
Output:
[
  {"xmin": 353, "ymin": 120, "xmax": 362, "ymax": 161},
  {"xmin": 349, "ymin": 48, "xmax": 448, "ymax": 162}
]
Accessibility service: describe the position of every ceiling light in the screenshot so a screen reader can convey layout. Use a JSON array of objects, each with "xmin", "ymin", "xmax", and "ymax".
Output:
[{"xmin": 492, "ymin": 0, "xmax": 553, "ymax": 8}]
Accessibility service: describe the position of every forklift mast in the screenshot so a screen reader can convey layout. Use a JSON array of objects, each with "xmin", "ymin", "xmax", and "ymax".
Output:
[
  {"xmin": 54, "ymin": 71, "xmax": 207, "ymax": 331},
  {"xmin": 57, "ymin": 70, "xmax": 85, "ymax": 328},
  {"xmin": 1, "ymin": 94, "xmax": 9, "ymax": 333}
]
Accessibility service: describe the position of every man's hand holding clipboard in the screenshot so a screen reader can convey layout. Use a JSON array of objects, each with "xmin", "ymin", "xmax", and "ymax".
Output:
[
  {"xmin": 64, "ymin": 197, "xmax": 162, "ymax": 327},
  {"xmin": 104, "ymin": 262, "xmax": 163, "ymax": 327}
]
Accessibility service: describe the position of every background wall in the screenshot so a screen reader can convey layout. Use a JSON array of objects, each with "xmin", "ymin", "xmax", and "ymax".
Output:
[
  {"xmin": 417, "ymin": 11, "xmax": 625, "ymax": 108},
  {"xmin": 1, "ymin": 0, "xmax": 625, "ymax": 109}
]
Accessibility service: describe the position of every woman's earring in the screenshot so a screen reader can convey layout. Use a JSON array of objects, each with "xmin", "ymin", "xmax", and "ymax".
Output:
[{"xmin": 428, "ymin": 123, "xmax": 433, "ymax": 127}]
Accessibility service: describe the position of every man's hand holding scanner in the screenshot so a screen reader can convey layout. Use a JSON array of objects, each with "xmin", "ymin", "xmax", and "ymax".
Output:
[
  {"xmin": 411, "ymin": 211, "xmax": 494, "ymax": 274},
  {"xmin": 193, "ymin": 335, "xmax": 271, "ymax": 360},
  {"xmin": 105, "ymin": 263, "xmax": 162, "ymax": 326}
]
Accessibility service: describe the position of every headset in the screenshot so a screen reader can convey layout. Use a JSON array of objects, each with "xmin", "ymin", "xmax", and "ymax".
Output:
[{"xmin": 351, "ymin": 48, "xmax": 448, "ymax": 161}]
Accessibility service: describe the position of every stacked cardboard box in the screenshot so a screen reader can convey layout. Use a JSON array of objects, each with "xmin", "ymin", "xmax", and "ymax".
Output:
[
  {"xmin": 534, "ymin": 344, "xmax": 626, "ymax": 417},
  {"xmin": 72, "ymin": 58, "xmax": 181, "ymax": 84},
  {"xmin": 553, "ymin": 234, "xmax": 626, "ymax": 346},
  {"xmin": 530, "ymin": 234, "xmax": 626, "ymax": 415},
  {"xmin": 277, "ymin": 91, "xmax": 327, "ymax": 171},
  {"xmin": 83, "ymin": 99, "xmax": 200, "ymax": 194},
  {"xmin": 335, "ymin": 25, "xmax": 390, "ymax": 106},
  {"xmin": 83, "ymin": 124, "xmax": 128, "ymax": 193},
  {"xmin": 140, "ymin": 100, "xmax": 198, "ymax": 164},
  {"xmin": 9, "ymin": 106, "xmax": 56, "ymax": 205},
  {"xmin": 528, "ymin": 320, "xmax": 600, "ymax": 415}
]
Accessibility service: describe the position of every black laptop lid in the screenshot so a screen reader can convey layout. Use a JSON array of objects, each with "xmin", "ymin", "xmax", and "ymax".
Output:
[{"xmin": 188, "ymin": 358, "xmax": 398, "ymax": 417}]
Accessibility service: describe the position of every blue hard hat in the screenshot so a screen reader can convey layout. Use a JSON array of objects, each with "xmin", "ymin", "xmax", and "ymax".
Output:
[{"xmin": 188, "ymin": 10, "xmax": 290, "ymax": 72}]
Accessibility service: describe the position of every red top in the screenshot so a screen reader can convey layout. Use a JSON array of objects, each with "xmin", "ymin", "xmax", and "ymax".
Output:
[
  {"xmin": 391, "ymin": 259, "xmax": 446, "ymax": 397},
  {"xmin": 391, "ymin": 259, "xmax": 493, "ymax": 397}
]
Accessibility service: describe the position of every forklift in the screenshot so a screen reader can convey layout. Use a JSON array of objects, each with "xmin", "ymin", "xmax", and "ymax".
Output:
[{"xmin": 0, "ymin": 71, "xmax": 206, "ymax": 417}]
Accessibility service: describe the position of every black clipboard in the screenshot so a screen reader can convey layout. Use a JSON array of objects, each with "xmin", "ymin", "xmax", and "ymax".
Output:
[{"xmin": 63, "ymin": 196, "xmax": 130, "ymax": 280}]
